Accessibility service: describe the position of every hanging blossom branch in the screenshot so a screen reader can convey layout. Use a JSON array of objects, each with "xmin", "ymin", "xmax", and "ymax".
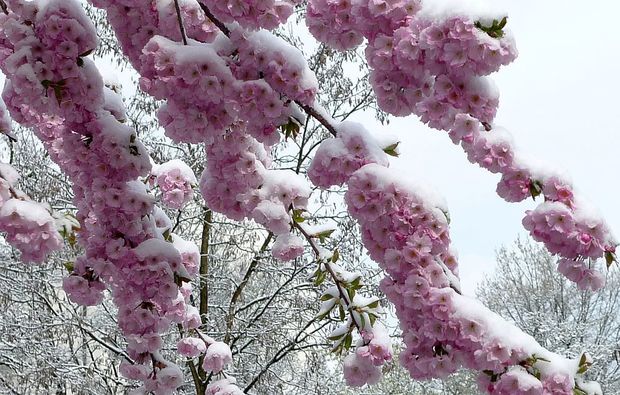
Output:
[
  {"xmin": 0, "ymin": 2, "xmax": 236, "ymax": 393},
  {"xmin": 193, "ymin": 1, "xmax": 609, "ymax": 393},
  {"xmin": 0, "ymin": 98, "xmax": 63, "ymax": 263},
  {"xmin": 89, "ymin": 0, "xmax": 396, "ymax": 388},
  {"xmin": 305, "ymin": 0, "xmax": 617, "ymax": 292}
]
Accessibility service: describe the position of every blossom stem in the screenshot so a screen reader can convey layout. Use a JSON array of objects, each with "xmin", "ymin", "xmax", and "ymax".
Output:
[{"xmin": 173, "ymin": 0, "xmax": 189, "ymax": 45}]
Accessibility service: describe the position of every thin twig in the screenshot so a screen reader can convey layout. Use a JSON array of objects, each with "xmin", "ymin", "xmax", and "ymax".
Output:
[
  {"xmin": 173, "ymin": 0, "xmax": 189, "ymax": 45},
  {"xmin": 292, "ymin": 220, "xmax": 363, "ymax": 334},
  {"xmin": 197, "ymin": 2, "xmax": 230, "ymax": 37}
]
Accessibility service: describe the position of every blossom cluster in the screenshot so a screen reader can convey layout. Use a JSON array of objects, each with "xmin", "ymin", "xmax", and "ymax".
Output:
[
  {"xmin": 344, "ymin": 163, "xmax": 586, "ymax": 393},
  {"xmin": 343, "ymin": 323, "xmax": 393, "ymax": 387},
  {"xmin": 0, "ymin": 1, "xmax": 210, "ymax": 392},
  {"xmin": 89, "ymin": 0, "xmax": 218, "ymax": 69},
  {"xmin": 308, "ymin": 121, "xmax": 389, "ymax": 188},
  {"xmin": 0, "ymin": 98, "xmax": 63, "ymax": 262},
  {"xmin": 108, "ymin": 4, "xmax": 318, "ymax": 237},
  {"xmin": 307, "ymin": 0, "xmax": 616, "ymax": 288},
  {"xmin": 450, "ymin": 114, "xmax": 615, "ymax": 290},
  {"xmin": 151, "ymin": 159, "xmax": 197, "ymax": 209},
  {"xmin": 200, "ymin": 0, "xmax": 300, "ymax": 30}
]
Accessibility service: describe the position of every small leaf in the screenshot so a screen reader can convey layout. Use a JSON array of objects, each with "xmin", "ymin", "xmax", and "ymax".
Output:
[
  {"xmin": 64, "ymin": 261, "xmax": 74, "ymax": 273},
  {"xmin": 605, "ymin": 250, "xmax": 617, "ymax": 268},
  {"xmin": 331, "ymin": 249, "xmax": 340, "ymax": 263},
  {"xmin": 327, "ymin": 332, "xmax": 345, "ymax": 341},
  {"xmin": 292, "ymin": 209, "xmax": 305, "ymax": 223},
  {"xmin": 474, "ymin": 17, "xmax": 508, "ymax": 39},
  {"xmin": 320, "ymin": 293, "xmax": 334, "ymax": 301},
  {"xmin": 316, "ymin": 229, "xmax": 335, "ymax": 243},
  {"xmin": 579, "ymin": 353, "xmax": 587, "ymax": 366},
  {"xmin": 382, "ymin": 142, "xmax": 400, "ymax": 157},
  {"xmin": 529, "ymin": 180, "xmax": 543, "ymax": 200},
  {"xmin": 343, "ymin": 333, "xmax": 353, "ymax": 351},
  {"xmin": 313, "ymin": 270, "xmax": 327, "ymax": 287},
  {"xmin": 349, "ymin": 276, "xmax": 361, "ymax": 291},
  {"xmin": 347, "ymin": 287, "xmax": 355, "ymax": 302},
  {"xmin": 280, "ymin": 117, "xmax": 301, "ymax": 140}
]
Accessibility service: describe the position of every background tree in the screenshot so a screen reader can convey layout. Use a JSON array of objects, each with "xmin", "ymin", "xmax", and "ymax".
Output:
[{"xmin": 477, "ymin": 238, "xmax": 620, "ymax": 393}]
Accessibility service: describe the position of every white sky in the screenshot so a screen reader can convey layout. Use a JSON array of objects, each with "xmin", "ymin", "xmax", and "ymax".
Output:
[
  {"xmin": 349, "ymin": 0, "xmax": 620, "ymax": 293},
  {"xmin": 1, "ymin": 0, "xmax": 618, "ymax": 294}
]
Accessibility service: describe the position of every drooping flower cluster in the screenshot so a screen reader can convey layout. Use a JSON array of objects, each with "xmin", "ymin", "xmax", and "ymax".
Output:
[
  {"xmin": 106, "ymin": 5, "xmax": 318, "ymax": 236},
  {"xmin": 151, "ymin": 159, "xmax": 197, "ymax": 209},
  {"xmin": 199, "ymin": 0, "xmax": 300, "ymax": 30},
  {"xmin": 450, "ymin": 114, "xmax": 615, "ymax": 290},
  {"xmin": 0, "ymin": 1, "xmax": 206, "ymax": 391},
  {"xmin": 0, "ymin": 98, "xmax": 63, "ymax": 262},
  {"xmin": 271, "ymin": 232, "xmax": 304, "ymax": 261},
  {"xmin": 308, "ymin": 120, "xmax": 390, "ymax": 188},
  {"xmin": 89, "ymin": 0, "xmax": 218, "ymax": 69},
  {"xmin": 307, "ymin": 0, "xmax": 616, "ymax": 288},
  {"xmin": 342, "ymin": 163, "xmax": 590, "ymax": 393},
  {"xmin": 343, "ymin": 323, "xmax": 393, "ymax": 387}
]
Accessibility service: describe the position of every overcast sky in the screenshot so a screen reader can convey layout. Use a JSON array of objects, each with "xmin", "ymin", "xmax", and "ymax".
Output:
[
  {"xmin": 1, "ymin": 0, "xmax": 618, "ymax": 294},
  {"xmin": 348, "ymin": 0, "xmax": 620, "ymax": 292}
]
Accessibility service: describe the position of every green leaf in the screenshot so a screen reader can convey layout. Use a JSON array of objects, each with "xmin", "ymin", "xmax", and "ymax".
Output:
[
  {"xmin": 280, "ymin": 117, "xmax": 301, "ymax": 140},
  {"xmin": 529, "ymin": 179, "xmax": 543, "ymax": 200},
  {"xmin": 320, "ymin": 293, "xmax": 334, "ymax": 301},
  {"xmin": 474, "ymin": 17, "xmax": 508, "ymax": 39},
  {"xmin": 64, "ymin": 261, "xmax": 74, "ymax": 273},
  {"xmin": 331, "ymin": 249, "xmax": 340, "ymax": 263},
  {"xmin": 292, "ymin": 209, "xmax": 305, "ymax": 223},
  {"xmin": 317, "ymin": 229, "xmax": 335, "ymax": 243},
  {"xmin": 327, "ymin": 332, "xmax": 345, "ymax": 341},
  {"xmin": 359, "ymin": 313, "xmax": 366, "ymax": 328},
  {"xmin": 349, "ymin": 276, "xmax": 361, "ymax": 291},
  {"xmin": 343, "ymin": 333, "xmax": 353, "ymax": 351},
  {"xmin": 382, "ymin": 142, "xmax": 400, "ymax": 157},
  {"xmin": 313, "ymin": 270, "xmax": 327, "ymax": 287},
  {"xmin": 346, "ymin": 287, "xmax": 355, "ymax": 302},
  {"xmin": 605, "ymin": 250, "xmax": 617, "ymax": 268}
]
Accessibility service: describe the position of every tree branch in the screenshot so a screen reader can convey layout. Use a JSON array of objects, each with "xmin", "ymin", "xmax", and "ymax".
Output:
[{"xmin": 173, "ymin": 0, "xmax": 188, "ymax": 45}]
